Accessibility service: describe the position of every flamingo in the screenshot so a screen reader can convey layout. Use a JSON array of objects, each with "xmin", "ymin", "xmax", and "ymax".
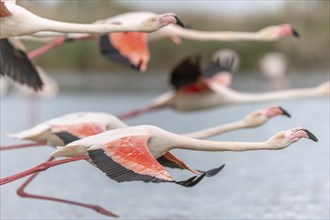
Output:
[
  {"xmin": 0, "ymin": 1, "xmax": 182, "ymax": 39},
  {"xmin": 25, "ymin": 11, "xmax": 299, "ymax": 72},
  {"xmin": 117, "ymin": 55, "xmax": 330, "ymax": 120},
  {"xmin": 0, "ymin": 125, "xmax": 318, "ymax": 217},
  {"xmin": 1, "ymin": 105, "xmax": 290, "ymax": 151},
  {"xmin": 0, "ymin": 1, "xmax": 183, "ymax": 88},
  {"xmin": 0, "ymin": 105, "xmax": 290, "ymax": 216},
  {"xmin": 258, "ymin": 52, "xmax": 289, "ymax": 90}
]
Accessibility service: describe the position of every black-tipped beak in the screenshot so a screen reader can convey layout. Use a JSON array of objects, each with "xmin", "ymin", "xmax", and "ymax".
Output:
[
  {"xmin": 175, "ymin": 16, "xmax": 185, "ymax": 28},
  {"xmin": 291, "ymin": 27, "xmax": 300, "ymax": 38},
  {"xmin": 279, "ymin": 107, "xmax": 291, "ymax": 118},
  {"xmin": 304, "ymin": 129, "xmax": 318, "ymax": 142}
]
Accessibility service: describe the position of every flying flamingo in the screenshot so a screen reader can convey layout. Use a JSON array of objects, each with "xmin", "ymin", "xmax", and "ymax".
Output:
[
  {"xmin": 0, "ymin": 1, "xmax": 183, "ymax": 89},
  {"xmin": 1, "ymin": 105, "xmax": 290, "ymax": 151},
  {"xmin": 0, "ymin": 105, "xmax": 290, "ymax": 216},
  {"xmin": 258, "ymin": 52, "xmax": 290, "ymax": 90},
  {"xmin": 0, "ymin": 125, "xmax": 318, "ymax": 217},
  {"xmin": 25, "ymin": 11, "xmax": 299, "ymax": 72},
  {"xmin": 117, "ymin": 55, "xmax": 330, "ymax": 120}
]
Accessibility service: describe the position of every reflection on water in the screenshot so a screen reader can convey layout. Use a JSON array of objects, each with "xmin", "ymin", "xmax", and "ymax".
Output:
[{"xmin": 0, "ymin": 74, "xmax": 329, "ymax": 219}]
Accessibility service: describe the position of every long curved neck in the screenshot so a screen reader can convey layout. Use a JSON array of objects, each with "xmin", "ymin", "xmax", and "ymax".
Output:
[
  {"xmin": 183, "ymin": 121, "xmax": 245, "ymax": 139},
  {"xmin": 218, "ymin": 86, "xmax": 322, "ymax": 105},
  {"xmin": 35, "ymin": 17, "xmax": 145, "ymax": 34},
  {"xmin": 168, "ymin": 133, "xmax": 272, "ymax": 152},
  {"xmin": 149, "ymin": 25, "xmax": 264, "ymax": 42}
]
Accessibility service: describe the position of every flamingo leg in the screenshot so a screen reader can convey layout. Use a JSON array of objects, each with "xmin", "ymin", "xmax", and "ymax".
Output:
[
  {"xmin": 16, "ymin": 157, "xmax": 118, "ymax": 218},
  {"xmin": 0, "ymin": 141, "xmax": 48, "ymax": 151},
  {"xmin": 117, "ymin": 105, "xmax": 164, "ymax": 120},
  {"xmin": 28, "ymin": 36, "xmax": 67, "ymax": 59},
  {"xmin": 0, "ymin": 155, "xmax": 88, "ymax": 185},
  {"xmin": 28, "ymin": 35, "xmax": 95, "ymax": 59}
]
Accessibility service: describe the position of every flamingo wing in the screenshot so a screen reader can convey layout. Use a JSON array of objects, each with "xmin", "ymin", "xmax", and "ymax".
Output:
[
  {"xmin": 157, "ymin": 152, "xmax": 201, "ymax": 174},
  {"xmin": 88, "ymin": 135, "xmax": 174, "ymax": 183},
  {"xmin": 0, "ymin": 39, "xmax": 43, "ymax": 90},
  {"xmin": 204, "ymin": 55, "xmax": 235, "ymax": 78},
  {"xmin": 53, "ymin": 132, "xmax": 80, "ymax": 145},
  {"xmin": 99, "ymin": 34, "xmax": 133, "ymax": 69},
  {"xmin": 50, "ymin": 123, "xmax": 107, "ymax": 139},
  {"xmin": 99, "ymin": 32, "xmax": 150, "ymax": 72},
  {"xmin": 169, "ymin": 55, "xmax": 204, "ymax": 90}
]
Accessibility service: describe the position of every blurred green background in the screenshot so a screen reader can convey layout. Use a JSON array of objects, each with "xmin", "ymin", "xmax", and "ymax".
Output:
[{"xmin": 20, "ymin": 0, "xmax": 329, "ymax": 74}]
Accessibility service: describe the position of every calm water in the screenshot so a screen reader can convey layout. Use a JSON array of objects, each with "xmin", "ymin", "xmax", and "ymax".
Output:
[{"xmin": 0, "ymin": 90, "xmax": 329, "ymax": 219}]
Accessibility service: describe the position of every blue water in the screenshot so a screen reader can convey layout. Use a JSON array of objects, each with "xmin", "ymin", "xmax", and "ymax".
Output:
[{"xmin": 0, "ymin": 91, "xmax": 329, "ymax": 219}]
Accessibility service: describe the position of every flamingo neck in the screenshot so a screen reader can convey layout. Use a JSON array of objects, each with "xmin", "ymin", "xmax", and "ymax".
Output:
[
  {"xmin": 183, "ymin": 121, "xmax": 245, "ymax": 139},
  {"xmin": 168, "ymin": 133, "xmax": 271, "ymax": 152},
  {"xmin": 217, "ymin": 86, "xmax": 321, "ymax": 105},
  {"xmin": 151, "ymin": 25, "xmax": 264, "ymax": 42},
  {"xmin": 36, "ymin": 17, "xmax": 146, "ymax": 35}
]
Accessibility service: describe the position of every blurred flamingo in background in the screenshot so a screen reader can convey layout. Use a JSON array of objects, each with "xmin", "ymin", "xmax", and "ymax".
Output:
[
  {"xmin": 117, "ymin": 55, "xmax": 329, "ymax": 120},
  {"xmin": 259, "ymin": 52, "xmax": 290, "ymax": 90},
  {"xmin": 25, "ymin": 10, "xmax": 299, "ymax": 72},
  {"xmin": 1, "ymin": 1, "xmax": 182, "ymax": 88},
  {"xmin": 0, "ymin": 125, "xmax": 317, "ymax": 217},
  {"xmin": 0, "ymin": 1, "xmax": 181, "ymax": 39}
]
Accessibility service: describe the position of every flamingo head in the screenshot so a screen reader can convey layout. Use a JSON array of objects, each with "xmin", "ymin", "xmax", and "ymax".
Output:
[
  {"xmin": 267, "ymin": 127, "xmax": 318, "ymax": 150},
  {"xmin": 139, "ymin": 13, "xmax": 184, "ymax": 32},
  {"xmin": 158, "ymin": 13, "xmax": 185, "ymax": 27},
  {"xmin": 259, "ymin": 23, "xmax": 300, "ymax": 40},
  {"xmin": 243, "ymin": 106, "xmax": 291, "ymax": 128}
]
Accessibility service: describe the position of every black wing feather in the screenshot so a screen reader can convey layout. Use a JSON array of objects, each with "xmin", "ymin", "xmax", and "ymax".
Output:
[
  {"xmin": 157, "ymin": 156, "xmax": 185, "ymax": 170},
  {"xmin": 88, "ymin": 149, "xmax": 167, "ymax": 183},
  {"xmin": 204, "ymin": 56, "xmax": 235, "ymax": 78},
  {"xmin": 169, "ymin": 55, "xmax": 203, "ymax": 90},
  {"xmin": 99, "ymin": 34, "xmax": 138, "ymax": 70},
  {"xmin": 54, "ymin": 132, "xmax": 80, "ymax": 145},
  {"xmin": 0, "ymin": 39, "xmax": 43, "ymax": 91}
]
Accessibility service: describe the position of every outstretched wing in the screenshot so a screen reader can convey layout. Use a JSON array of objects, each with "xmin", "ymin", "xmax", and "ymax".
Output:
[
  {"xmin": 0, "ymin": 39, "xmax": 43, "ymax": 90},
  {"xmin": 157, "ymin": 152, "xmax": 200, "ymax": 174},
  {"xmin": 99, "ymin": 32, "xmax": 149, "ymax": 72},
  {"xmin": 99, "ymin": 34, "xmax": 133, "ymax": 69},
  {"xmin": 204, "ymin": 55, "xmax": 235, "ymax": 78},
  {"xmin": 88, "ymin": 135, "xmax": 174, "ymax": 183},
  {"xmin": 51, "ymin": 123, "xmax": 107, "ymax": 139},
  {"xmin": 169, "ymin": 55, "xmax": 204, "ymax": 90},
  {"xmin": 54, "ymin": 132, "xmax": 80, "ymax": 145}
]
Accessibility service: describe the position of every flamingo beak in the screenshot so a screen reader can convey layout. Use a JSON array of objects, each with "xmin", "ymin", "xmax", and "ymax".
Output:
[
  {"xmin": 291, "ymin": 27, "xmax": 300, "ymax": 38},
  {"xmin": 175, "ymin": 16, "xmax": 185, "ymax": 28},
  {"xmin": 302, "ymin": 129, "xmax": 318, "ymax": 142},
  {"xmin": 279, "ymin": 107, "xmax": 291, "ymax": 118}
]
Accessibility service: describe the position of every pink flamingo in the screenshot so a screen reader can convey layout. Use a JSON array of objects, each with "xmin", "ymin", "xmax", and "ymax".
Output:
[
  {"xmin": 0, "ymin": 106, "xmax": 290, "ymax": 216},
  {"xmin": 25, "ymin": 11, "xmax": 298, "ymax": 72},
  {"xmin": 1, "ymin": 106, "xmax": 290, "ymax": 151},
  {"xmin": 0, "ymin": 125, "xmax": 318, "ymax": 217},
  {"xmin": 0, "ymin": 1, "xmax": 181, "ymax": 39},
  {"xmin": 1, "ymin": 1, "xmax": 182, "ymax": 88},
  {"xmin": 117, "ymin": 55, "xmax": 330, "ymax": 120}
]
